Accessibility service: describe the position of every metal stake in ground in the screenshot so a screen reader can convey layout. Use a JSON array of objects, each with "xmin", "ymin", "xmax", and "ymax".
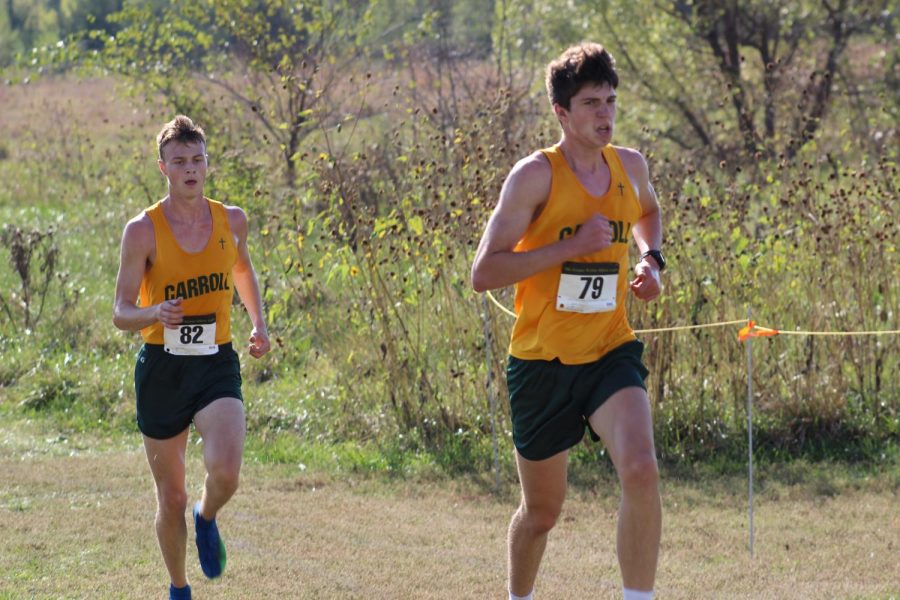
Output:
[
  {"xmin": 480, "ymin": 295, "xmax": 501, "ymax": 492},
  {"xmin": 746, "ymin": 306, "xmax": 755, "ymax": 557}
]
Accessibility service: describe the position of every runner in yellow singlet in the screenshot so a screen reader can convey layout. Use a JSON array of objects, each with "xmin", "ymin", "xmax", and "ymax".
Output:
[
  {"xmin": 472, "ymin": 44, "xmax": 664, "ymax": 600},
  {"xmin": 113, "ymin": 116, "xmax": 270, "ymax": 600}
]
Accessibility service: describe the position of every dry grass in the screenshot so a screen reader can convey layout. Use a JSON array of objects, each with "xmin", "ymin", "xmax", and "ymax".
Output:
[
  {"xmin": 0, "ymin": 423, "xmax": 897, "ymax": 600},
  {"xmin": 0, "ymin": 77, "xmax": 150, "ymax": 140}
]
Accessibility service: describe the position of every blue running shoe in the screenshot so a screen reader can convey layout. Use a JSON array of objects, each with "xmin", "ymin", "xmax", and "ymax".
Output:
[
  {"xmin": 193, "ymin": 502, "xmax": 226, "ymax": 579},
  {"xmin": 169, "ymin": 583, "xmax": 191, "ymax": 600}
]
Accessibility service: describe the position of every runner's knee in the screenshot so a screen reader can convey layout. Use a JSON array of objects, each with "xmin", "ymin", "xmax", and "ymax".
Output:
[
  {"xmin": 157, "ymin": 485, "xmax": 188, "ymax": 515},
  {"xmin": 521, "ymin": 503, "xmax": 562, "ymax": 535},
  {"xmin": 207, "ymin": 461, "xmax": 241, "ymax": 494},
  {"xmin": 617, "ymin": 452, "xmax": 659, "ymax": 493}
]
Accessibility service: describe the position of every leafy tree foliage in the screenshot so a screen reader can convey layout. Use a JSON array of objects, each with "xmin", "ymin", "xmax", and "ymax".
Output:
[
  {"xmin": 81, "ymin": 1, "xmax": 407, "ymax": 188},
  {"xmin": 0, "ymin": 0, "xmax": 123, "ymax": 64},
  {"xmin": 590, "ymin": 0, "xmax": 895, "ymax": 165}
]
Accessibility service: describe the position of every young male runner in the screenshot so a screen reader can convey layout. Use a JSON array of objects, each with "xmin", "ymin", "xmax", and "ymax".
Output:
[
  {"xmin": 471, "ymin": 43, "xmax": 664, "ymax": 600},
  {"xmin": 113, "ymin": 116, "xmax": 270, "ymax": 600}
]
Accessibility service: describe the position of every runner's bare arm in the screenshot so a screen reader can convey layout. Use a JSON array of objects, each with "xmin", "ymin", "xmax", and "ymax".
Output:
[
  {"xmin": 471, "ymin": 154, "xmax": 613, "ymax": 292},
  {"xmin": 112, "ymin": 216, "xmax": 184, "ymax": 331},
  {"xmin": 228, "ymin": 207, "xmax": 270, "ymax": 359},
  {"xmin": 621, "ymin": 148, "xmax": 662, "ymax": 256},
  {"xmin": 619, "ymin": 148, "xmax": 662, "ymax": 301}
]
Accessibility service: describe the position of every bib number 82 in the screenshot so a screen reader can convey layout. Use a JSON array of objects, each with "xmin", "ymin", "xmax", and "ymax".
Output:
[
  {"xmin": 164, "ymin": 313, "xmax": 218, "ymax": 356},
  {"xmin": 179, "ymin": 325, "xmax": 205, "ymax": 345}
]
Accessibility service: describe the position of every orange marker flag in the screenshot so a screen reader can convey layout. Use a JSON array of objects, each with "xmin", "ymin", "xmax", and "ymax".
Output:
[{"xmin": 738, "ymin": 320, "xmax": 780, "ymax": 341}]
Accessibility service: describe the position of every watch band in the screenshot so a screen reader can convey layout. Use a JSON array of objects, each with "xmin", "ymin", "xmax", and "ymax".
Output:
[{"xmin": 641, "ymin": 249, "xmax": 666, "ymax": 271}]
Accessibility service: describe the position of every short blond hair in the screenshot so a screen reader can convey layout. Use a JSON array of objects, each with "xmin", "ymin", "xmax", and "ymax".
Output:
[{"xmin": 156, "ymin": 115, "xmax": 206, "ymax": 160}]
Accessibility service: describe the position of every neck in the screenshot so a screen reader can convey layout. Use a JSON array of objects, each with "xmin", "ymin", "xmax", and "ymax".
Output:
[
  {"xmin": 162, "ymin": 194, "xmax": 208, "ymax": 222},
  {"xmin": 558, "ymin": 136, "xmax": 607, "ymax": 172}
]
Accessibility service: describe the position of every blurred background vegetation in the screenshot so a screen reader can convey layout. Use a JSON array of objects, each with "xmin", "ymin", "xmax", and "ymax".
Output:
[{"xmin": 0, "ymin": 0, "xmax": 896, "ymax": 476}]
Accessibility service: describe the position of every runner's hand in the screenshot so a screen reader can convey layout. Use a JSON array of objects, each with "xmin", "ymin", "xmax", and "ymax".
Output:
[
  {"xmin": 570, "ymin": 214, "xmax": 613, "ymax": 256},
  {"xmin": 248, "ymin": 328, "xmax": 270, "ymax": 359},
  {"xmin": 630, "ymin": 260, "xmax": 661, "ymax": 301},
  {"xmin": 156, "ymin": 298, "xmax": 184, "ymax": 328}
]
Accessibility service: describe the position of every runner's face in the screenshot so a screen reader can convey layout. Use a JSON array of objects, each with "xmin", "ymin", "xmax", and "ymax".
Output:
[
  {"xmin": 555, "ymin": 82, "xmax": 617, "ymax": 147},
  {"xmin": 159, "ymin": 141, "xmax": 207, "ymax": 196}
]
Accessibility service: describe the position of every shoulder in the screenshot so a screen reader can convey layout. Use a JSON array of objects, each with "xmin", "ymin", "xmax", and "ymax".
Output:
[
  {"xmin": 222, "ymin": 204, "xmax": 249, "ymax": 237},
  {"xmin": 611, "ymin": 145, "xmax": 650, "ymax": 179},
  {"xmin": 503, "ymin": 151, "xmax": 552, "ymax": 202},
  {"xmin": 509, "ymin": 150, "xmax": 552, "ymax": 181},
  {"xmin": 122, "ymin": 211, "xmax": 155, "ymax": 249}
]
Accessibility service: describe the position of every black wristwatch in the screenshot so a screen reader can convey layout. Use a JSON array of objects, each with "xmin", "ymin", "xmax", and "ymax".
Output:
[{"xmin": 641, "ymin": 249, "xmax": 666, "ymax": 271}]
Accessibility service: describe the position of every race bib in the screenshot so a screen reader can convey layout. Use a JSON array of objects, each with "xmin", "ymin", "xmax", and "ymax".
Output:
[
  {"xmin": 556, "ymin": 262, "xmax": 618, "ymax": 313},
  {"xmin": 164, "ymin": 314, "xmax": 219, "ymax": 356}
]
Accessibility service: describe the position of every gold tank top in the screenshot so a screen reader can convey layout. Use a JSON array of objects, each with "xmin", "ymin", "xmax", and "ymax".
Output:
[
  {"xmin": 139, "ymin": 198, "xmax": 237, "ymax": 345},
  {"xmin": 508, "ymin": 144, "xmax": 642, "ymax": 364}
]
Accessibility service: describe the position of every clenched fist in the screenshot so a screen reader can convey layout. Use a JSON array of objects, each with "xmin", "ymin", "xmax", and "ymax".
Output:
[
  {"xmin": 630, "ymin": 260, "xmax": 661, "ymax": 301},
  {"xmin": 570, "ymin": 214, "xmax": 614, "ymax": 256}
]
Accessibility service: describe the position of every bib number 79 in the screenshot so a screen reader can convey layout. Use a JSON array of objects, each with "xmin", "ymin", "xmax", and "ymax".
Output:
[
  {"xmin": 557, "ymin": 262, "xmax": 618, "ymax": 313},
  {"xmin": 579, "ymin": 276, "xmax": 604, "ymax": 300}
]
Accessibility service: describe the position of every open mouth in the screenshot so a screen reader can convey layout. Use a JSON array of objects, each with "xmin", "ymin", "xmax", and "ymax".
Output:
[{"xmin": 185, "ymin": 179, "xmax": 198, "ymax": 185}]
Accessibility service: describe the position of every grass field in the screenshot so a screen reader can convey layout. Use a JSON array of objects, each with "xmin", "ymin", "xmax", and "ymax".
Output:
[{"xmin": 1, "ymin": 419, "xmax": 897, "ymax": 599}]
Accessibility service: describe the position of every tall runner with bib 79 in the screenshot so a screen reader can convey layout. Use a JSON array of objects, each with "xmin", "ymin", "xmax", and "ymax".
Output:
[{"xmin": 472, "ymin": 43, "xmax": 665, "ymax": 600}]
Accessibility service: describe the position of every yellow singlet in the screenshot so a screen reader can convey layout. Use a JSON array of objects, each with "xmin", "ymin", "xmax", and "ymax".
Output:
[
  {"xmin": 139, "ymin": 198, "xmax": 237, "ymax": 346},
  {"xmin": 509, "ymin": 144, "xmax": 643, "ymax": 364}
]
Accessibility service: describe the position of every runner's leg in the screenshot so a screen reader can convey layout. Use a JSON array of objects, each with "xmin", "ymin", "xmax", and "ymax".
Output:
[
  {"xmin": 143, "ymin": 429, "xmax": 191, "ymax": 588},
  {"xmin": 193, "ymin": 397, "xmax": 246, "ymax": 519},
  {"xmin": 587, "ymin": 386, "xmax": 660, "ymax": 591},
  {"xmin": 508, "ymin": 449, "xmax": 568, "ymax": 597}
]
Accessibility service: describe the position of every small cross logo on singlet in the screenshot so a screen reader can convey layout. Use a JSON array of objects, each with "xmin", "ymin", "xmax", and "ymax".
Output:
[
  {"xmin": 219, "ymin": 238, "xmax": 226, "ymax": 249},
  {"xmin": 617, "ymin": 182, "xmax": 625, "ymax": 196}
]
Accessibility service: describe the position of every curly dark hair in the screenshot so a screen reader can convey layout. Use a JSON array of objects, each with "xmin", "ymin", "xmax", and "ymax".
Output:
[{"xmin": 546, "ymin": 43, "xmax": 618, "ymax": 110}]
